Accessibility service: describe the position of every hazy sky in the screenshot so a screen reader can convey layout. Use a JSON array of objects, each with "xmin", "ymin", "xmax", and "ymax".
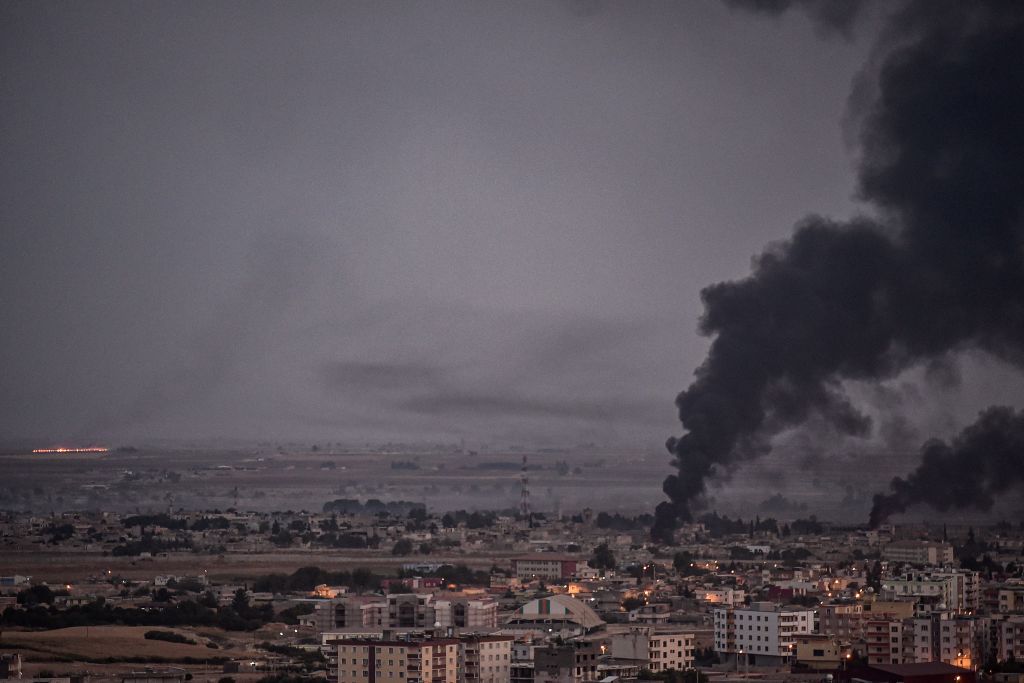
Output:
[{"xmin": 0, "ymin": 1, "xmax": 901, "ymax": 445}]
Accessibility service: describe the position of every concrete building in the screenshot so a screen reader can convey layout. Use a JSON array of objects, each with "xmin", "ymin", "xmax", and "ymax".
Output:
[
  {"xmin": 316, "ymin": 594, "xmax": 498, "ymax": 635},
  {"xmin": 329, "ymin": 636, "xmax": 461, "ymax": 683},
  {"xmin": 882, "ymin": 542, "xmax": 955, "ymax": 566},
  {"xmin": 713, "ymin": 602, "xmax": 815, "ymax": 667},
  {"xmin": 434, "ymin": 596, "xmax": 500, "ymax": 630},
  {"xmin": 935, "ymin": 614, "xmax": 984, "ymax": 669},
  {"xmin": 882, "ymin": 572, "xmax": 978, "ymax": 615},
  {"xmin": 512, "ymin": 556, "xmax": 580, "ymax": 581},
  {"xmin": 696, "ymin": 588, "xmax": 745, "ymax": 606},
  {"xmin": 533, "ymin": 641, "xmax": 601, "ymax": 683},
  {"xmin": 818, "ymin": 601, "xmax": 917, "ymax": 647},
  {"xmin": 997, "ymin": 587, "xmax": 1024, "ymax": 614},
  {"xmin": 461, "ymin": 635, "xmax": 514, "ymax": 683},
  {"xmin": 864, "ymin": 612, "xmax": 985, "ymax": 668},
  {"xmin": 995, "ymin": 615, "xmax": 1024, "ymax": 663},
  {"xmin": 607, "ymin": 626, "xmax": 695, "ymax": 672},
  {"xmin": 865, "ymin": 618, "xmax": 906, "ymax": 666},
  {"xmin": 793, "ymin": 634, "xmax": 843, "ymax": 671}
]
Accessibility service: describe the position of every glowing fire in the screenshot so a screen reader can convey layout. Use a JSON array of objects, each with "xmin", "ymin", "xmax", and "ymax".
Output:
[{"xmin": 32, "ymin": 447, "xmax": 109, "ymax": 454}]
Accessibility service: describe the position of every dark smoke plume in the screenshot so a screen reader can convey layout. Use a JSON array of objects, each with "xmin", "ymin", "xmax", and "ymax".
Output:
[
  {"xmin": 722, "ymin": 0, "xmax": 866, "ymax": 36},
  {"xmin": 870, "ymin": 407, "xmax": 1024, "ymax": 527},
  {"xmin": 653, "ymin": 1, "xmax": 1024, "ymax": 542}
]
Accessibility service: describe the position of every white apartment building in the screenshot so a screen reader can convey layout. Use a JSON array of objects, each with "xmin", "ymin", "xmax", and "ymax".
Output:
[
  {"xmin": 881, "ymin": 571, "xmax": 979, "ymax": 615},
  {"xmin": 713, "ymin": 602, "xmax": 815, "ymax": 666},
  {"xmin": 882, "ymin": 541, "xmax": 955, "ymax": 566}
]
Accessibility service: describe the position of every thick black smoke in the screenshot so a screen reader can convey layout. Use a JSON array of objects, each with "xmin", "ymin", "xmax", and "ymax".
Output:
[
  {"xmin": 870, "ymin": 408, "xmax": 1024, "ymax": 527},
  {"xmin": 722, "ymin": 0, "xmax": 865, "ymax": 36},
  {"xmin": 653, "ymin": 1, "xmax": 1024, "ymax": 542}
]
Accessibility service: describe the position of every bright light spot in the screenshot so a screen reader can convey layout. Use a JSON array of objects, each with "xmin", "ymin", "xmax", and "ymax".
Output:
[{"xmin": 33, "ymin": 447, "xmax": 109, "ymax": 454}]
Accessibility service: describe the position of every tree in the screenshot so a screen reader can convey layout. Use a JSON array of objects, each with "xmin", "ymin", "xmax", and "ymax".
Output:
[
  {"xmin": 17, "ymin": 585, "xmax": 56, "ymax": 606},
  {"xmin": 231, "ymin": 588, "xmax": 250, "ymax": 614},
  {"xmin": 590, "ymin": 543, "xmax": 616, "ymax": 571},
  {"xmin": 673, "ymin": 551, "xmax": 706, "ymax": 576},
  {"xmin": 392, "ymin": 539, "xmax": 413, "ymax": 555}
]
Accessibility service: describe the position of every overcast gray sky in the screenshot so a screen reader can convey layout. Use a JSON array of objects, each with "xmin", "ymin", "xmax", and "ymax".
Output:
[{"xmin": 1, "ymin": 1, "xmax": 890, "ymax": 445}]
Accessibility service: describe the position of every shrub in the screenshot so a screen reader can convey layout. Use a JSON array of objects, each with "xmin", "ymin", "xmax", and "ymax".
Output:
[{"xmin": 144, "ymin": 630, "xmax": 196, "ymax": 645}]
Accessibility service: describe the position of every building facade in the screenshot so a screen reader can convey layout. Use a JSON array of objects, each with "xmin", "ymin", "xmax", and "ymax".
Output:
[{"xmin": 713, "ymin": 602, "xmax": 815, "ymax": 666}]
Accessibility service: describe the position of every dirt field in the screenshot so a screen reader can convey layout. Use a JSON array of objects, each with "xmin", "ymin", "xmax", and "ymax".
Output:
[
  {"xmin": 0, "ymin": 625, "xmax": 246, "ymax": 662},
  {"xmin": 0, "ymin": 548, "xmax": 510, "ymax": 583}
]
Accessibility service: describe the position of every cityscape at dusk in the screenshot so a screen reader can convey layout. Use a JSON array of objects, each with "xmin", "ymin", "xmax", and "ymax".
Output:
[{"xmin": 1, "ymin": 2, "xmax": 1022, "ymax": 683}]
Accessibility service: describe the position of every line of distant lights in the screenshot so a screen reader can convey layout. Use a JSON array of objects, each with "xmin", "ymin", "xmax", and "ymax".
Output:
[{"xmin": 32, "ymin": 447, "xmax": 109, "ymax": 454}]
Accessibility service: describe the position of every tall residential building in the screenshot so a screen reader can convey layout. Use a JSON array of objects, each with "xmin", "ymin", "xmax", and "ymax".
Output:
[
  {"xmin": 995, "ymin": 616, "xmax": 1024, "ymax": 663},
  {"xmin": 330, "ymin": 637, "xmax": 460, "ymax": 683},
  {"xmin": 326, "ymin": 633, "xmax": 512, "ymax": 683},
  {"xmin": 881, "ymin": 571, "xmax": 979, "ymax": 615},
  {"xmin": 865, "ymin": 618, "xmax": 906, "ymax": 665},
  {"xmin": 819, "ymin": 602, "xmax": 915, "ymax": 646},
  {"xmin": 865, "ymin": 612, "xmax": 986, "ymax": 668},
  {"xmin": 461, "ymin": 635, "xmax": 514, "ymax": 683},
  {"xmin": 713, "ymin": 602, "xmax": 815, "ymax": 667}
]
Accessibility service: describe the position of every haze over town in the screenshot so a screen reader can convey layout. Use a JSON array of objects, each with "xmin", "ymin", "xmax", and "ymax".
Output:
[{"xmin": 1, "ymin": 2, "xmax": 1023, "ymax": 683}]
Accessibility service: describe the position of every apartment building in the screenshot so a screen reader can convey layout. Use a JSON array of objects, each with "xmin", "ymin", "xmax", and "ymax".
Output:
[
  {"xmin": 865, "ymin": 613, "xmax": 985, "ymax": 668},
  {"xmin": 330, "ymin": 636, "xmax": 460, "ymax": 683},
  {"xmin": 316, "ymin": 594, "xmax": 498, "ymax": 635},
  {"xmin": 882, "ymin": 541, "xmax": 955, "ymax": 566},
  {"xmin": 881, "ymin": 571, "xmax": 979, "ymax": 615},
  {"xmin": 325, "ymin": 631, "xmax": 513, "ymax": 683},
  {"xmin": 818, "ymin": 601, "xmax": 916, "ymax": 646},
  {"xmin": 930, "ymin": 571, "xmax": 981, "ymax": 613},
  {"xmin": 697, "ymin": 588, "xmax": 745, "ymax": 606},
  {"xmin": 511, "ymin": 556, "xmax": 579, "ymax": 581},
  {"xmin": 998, "ymin": 587, "xmax": 1024, "ymax": 613},
  {"xmin": 461, "ymin": 635, "xmax": 514, "ymax": 683},
  {"xmin": 434, "ymin": 597, "xmax": 500, "ymax": 630},
  {"xmin": 533, "ymin": 641, "xmax": 601, "ymax": 683},
  {"xmin": 713, "ymin": 602, "xmax": 815, "ymax": 666},
  {"xmin": 607, "ymin": 626, "xmax": 695, "ymax": 672},
  {"xmin": 935, "ymin": 614, "xmax": 984, "ymax": 669},
  {"xmin": 865, "ymin": 618, "xmax": 905, "ymax": 665},
  {"xmin": 995, "ymin": 616, "xmax": 1024, "ymax": 663}
]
